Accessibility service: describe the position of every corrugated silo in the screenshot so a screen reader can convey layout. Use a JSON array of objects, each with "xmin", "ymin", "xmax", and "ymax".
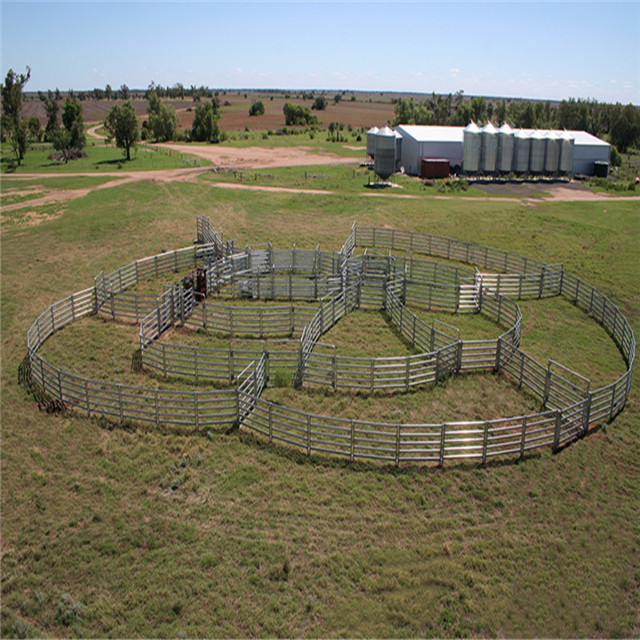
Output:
[
  {"xmin": 529, "ymin": 131, "xmax": 546, "ymax": 173},
  {"xmin": 544, "ymin": 131, "xmax": 561, "ymax": 174},
  {"xmin": 462, "ymin": 122, "xmax": 481, "ymax": 173},
  {"xmin": 513, "ymin": 130, "xmax": 531, "ymax": 173},
  {"xmin": 374, "ymin": 126, "xmax": 396, "ymax": 180},
  {"xmin": 394, "ymin": 130, "xmax": 403, "ymax": 170},
  {"xmin": 497, "ymin": 123, "xmax": 514, "ymax": 173},
  {"xmin": 481, "ymin": 122, "xmax": 498, "ymax": 173},
  {"xmin": 559, "ymin": 131, "xmax": 575, "ymax": 174},
  {"xmin": 366, "ymin": 126, "xmax": 379, "ymax": 158}
]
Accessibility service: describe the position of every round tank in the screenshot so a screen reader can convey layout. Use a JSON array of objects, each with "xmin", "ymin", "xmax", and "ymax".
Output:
[
  {"xmin": 529, "ymin": 130, "xmax": 546, "ymax": 173},
  {"xmin": 497, "ymin": 123, "xmax": 514, "ymax": 173},
  {"xmin": 366, "ymin": 126, "xmax": 379, "ymax": 158},
  {"xmin": 462, "ymin": 122, "xmax": 481, "ymax": 173},
  {"xmin": 513, "ymin": 130, "xmax": 531, "ymax": 173},
  {"xmin": 374, "ymin": 126, "xmax": 396, "ymax": 180},
  {"xmin": 544, "ymin": 131, "xmax": 561, "ymax": 174},
  {"xmin": 481, "ymin": 122, "xmax": 498, "ymax": 173},
  {"xmin": 559, "ymin": 131, "xmax": 575, "ymax": 174}
]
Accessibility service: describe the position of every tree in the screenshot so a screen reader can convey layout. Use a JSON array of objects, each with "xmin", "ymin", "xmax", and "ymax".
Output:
[
  {"xmin": 283, "ymin": 102, "xmax": 317, "ymax": 126},
  {"xmin": 61, "ymin": 97, "xmax": 85, "ymax": 150},
  {"xmin": 610, "ymin": 104, "xmax": 640, "ymax": 153},
  {"xmin": 27, "ymin": 116, "xmax": 42, "ymax": 142},
  {"xmin": 146, "ymin": 91, "xmax": 178, "ymax": 142},
  {"xmin": 119, "ymin": 84, "xmax": 130, "ymax": 100},
  {"xmin": 105, "ymin": 101, "xmax": 139, "ymax": 160},
  {"xmin": 334, "ymin": 94, "xmax": 342, "ymax": 104},
  {"xmin": 105, "ymin": 84, "xmax": 113, "ymax": 100},
  {"xmin": 249, "ymin": 100, "xmax": 265, "ymax": 116},
  {"xmin": 191, "ymin": 101, "xmax": 220, "ymax": 141},
  {"xmin": 1, "ymin": 66, "xmax": 31, "ymax": 165},
  {"xmin": 311, "ymin": 96, "xmax": 327, "ymax": 110},
  {"xmin": 52, "ymin": 97, "xmax": 86, "ymax": 162},
  {"xmin": 44, "ymin": 93, "xmax": 60, "ymax": 140}
]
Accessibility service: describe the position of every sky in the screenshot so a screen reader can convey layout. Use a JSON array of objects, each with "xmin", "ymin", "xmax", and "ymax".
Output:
[{"xmin": 1, "ymin": 1, "xmax": 639, "ymax": 104}]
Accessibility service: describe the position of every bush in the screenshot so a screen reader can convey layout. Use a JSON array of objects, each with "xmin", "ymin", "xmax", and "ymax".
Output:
[
  {"xmin": 610, "ymin": 145, "xmax": 622, "ymax": 167},
  {"xmin": 249, "ymin": 100, "xmax": 265, "ymax": 116},
  {"xmin": 311, "ymin": 96, "xmax": 327, "ymax": 111}
]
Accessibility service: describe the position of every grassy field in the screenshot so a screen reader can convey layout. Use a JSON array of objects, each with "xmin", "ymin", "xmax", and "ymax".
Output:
[
  {"xmin": 1, "ymin": 175, "xmax": 639, "ymax": 638},
  {"xmin": 0, "ymin": 139, "xmax": 209, "ymax": 174}
]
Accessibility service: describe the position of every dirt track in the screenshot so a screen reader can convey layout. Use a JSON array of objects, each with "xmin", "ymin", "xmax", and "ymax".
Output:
[{"xmin": 3, "ymin": 142, "xmax": 640, "ymax": 215}]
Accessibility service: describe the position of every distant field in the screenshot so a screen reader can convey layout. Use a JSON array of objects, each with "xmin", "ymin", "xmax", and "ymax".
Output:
[{"xmin": 1, "ymin": 175, "xmax": 638, "ymax": 638}]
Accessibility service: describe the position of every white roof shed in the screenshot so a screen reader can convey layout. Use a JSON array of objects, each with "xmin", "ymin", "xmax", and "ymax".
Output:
[{"xmin": 393, "ymin": 124, "xmax": 610, "ymax": 176}]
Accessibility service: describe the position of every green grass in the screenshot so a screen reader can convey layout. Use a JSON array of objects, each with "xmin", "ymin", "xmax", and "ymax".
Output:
[
  {"xmin": 0, "ymin": 139, "xmax": 210, "ymax": 174},
  {"xmin": 200, "ymin": 163, "xmax": 491, "ymax": 198},
  {"xmin": 1, "ymin": 177, "xmax": 639, "ymax": 638}
]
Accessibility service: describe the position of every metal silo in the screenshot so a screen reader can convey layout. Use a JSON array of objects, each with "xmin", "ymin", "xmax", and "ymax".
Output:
[
  {"xmin": 497, "ymin": 123, "xmax": 514, "ymax": 173},
  {"xmin": 366, "ymin": 126, "xmax": 379, "ymax": 158},
  {"xmin": 529, "ymin": 130, "xmax": 546, "ymax": 173},
  {"xmin": 481, "ymin": 122, "xmax": 498, "ymax": 173},
  {"xmin": 513, "ymin": 130, "xmax": 531, "ymax": 173},
  {"xmin": 394, "ymin": 130, "xmax": 403, "ymax": 170},
  {"xmin": 544, "ymin": 131, "xmax": 561, "ymax": 174},
  {"xmin": 374, "ymin": 126, "xmax": 396, "ymax": 180},
  {"xmin": 462, "ymin": 122, "xmax": 481, "ymax": 173},
  {"xmin": 559, "ymin": 131, "xmax": 575, "ymax": 174}
]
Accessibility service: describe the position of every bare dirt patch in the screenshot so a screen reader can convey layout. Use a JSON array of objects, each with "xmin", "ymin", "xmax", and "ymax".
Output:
[{"xmin": 158, "ymin": 143, "xmax": 359, "ymax": 170}]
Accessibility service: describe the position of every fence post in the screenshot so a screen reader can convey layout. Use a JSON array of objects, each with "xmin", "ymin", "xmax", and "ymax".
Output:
[
  {"xmin": 306, "ymin": 414, "xmax": 311, "ymax": 456},
  {"xmin": 228, "ymin": 350, "xmax": 234, "ymax": 384},
  {"xmin": 332, "ymin": 347, "xmax": 337, "ymax": 391},
  {"xmin": 439, "ymin": 423, "xmax": 446, "ymax": 467},
  {"xmin": 435, "ymin": 350, "xmax": 441, "ymax": 384},
  {"xmin": 583, "ymin": 393, "xmax": 592, "ymax": 436},
  {"xmin": 495, "ymin": 337, "xmax": 502, "ymax": 372},
  {"xmin": 552, "ymin": 410, "xmax": 562, "ymax": 453},
  {"xmin": 405, "ymin": 356, "xmax": 411, "ymax": 392},
  {"xmin": 456, "ymin": 341, "xmax": 463, "ymax": 374},
  {"xmin": 482, "ymin": 422, "xmax": 489, "ymax": 466},
  {"xmin": 268, "ymin": 404, "xmax": 273, "ymax": 443},
  {"xmin": 350, "ymin": 420, "xmax": 355, "ymax": 462},
  {"xmin": 609, "ymin": 383, "xmax": 616, "ymax": 421},
  {"xmin": 543, "ymin": 361, "xmax": 552, "ymax": 407},
  {"xmin": 519, "ymin": 416, "xmax": 527, "ymax": 459},
  {"xmin": 194, "ymin": 347, "xmax": 199, "ymax": 384},
  {"xmin": 538, "ymin": 265, "xmax": 546, "ymax": 299},
  {"xmin": 155, "ymin": 389, "xmax": 159, "ymax": 427},
  {"xmin": 194, "ymin": 394, "xmax": 199, "ymax": 432},
  {"xmin": 370, "ymin": 359, "xmax": 375, "ymax": 394},
  {"xmin": 85, "ymin": 380, "xmax": 91, "ymax": 417},
  {"xmin": 395, "ymin": 424, "xmax": 401, "ymax": 467},
  {"xmin": 57, "ymin": 369, "xmax": 63, "ymax": 403}
]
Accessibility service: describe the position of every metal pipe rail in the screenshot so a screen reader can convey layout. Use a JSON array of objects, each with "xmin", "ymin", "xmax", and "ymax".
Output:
[{"xmin": 22, "ymin": 219, "xmax": 635, "ymax": 466}]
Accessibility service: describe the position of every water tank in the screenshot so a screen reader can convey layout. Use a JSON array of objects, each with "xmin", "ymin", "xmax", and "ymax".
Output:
[
  {"xmin": 497, "ymin": 123, "xmax": 514, "ymax": 173},
  {"xmin": 559, "ymin": 131, "xmax": 575, "ymax": 174},
  {"xmin": 366, "ymin": 126, "xmax": 379, "ymax": 158},
  {"xmin": 374, "ymin": 126, "xmax": 396, "ymax": 180},
  {"xmin": 529, "ymin": 130, "xmax": 546, "ymax": 173},
  {"xmin": 513, "ymin": 130, "xmax": 531, "ymax": 173},
  {"xmin": 462, "ymin": 122, "xmax": 481, "ymax": 173},
  {"xmin": 481, "ymin": 122, "xmax": 498, "ymax": 173},
  {"xmin": 544, "ymin": 131, "xmax": 561, "ymax": 174}
]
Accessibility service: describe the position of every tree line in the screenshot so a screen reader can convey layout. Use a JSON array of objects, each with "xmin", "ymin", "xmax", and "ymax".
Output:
[{"xmin": 392, "ymin": 93, "xmax": 640, "ymax": 152}]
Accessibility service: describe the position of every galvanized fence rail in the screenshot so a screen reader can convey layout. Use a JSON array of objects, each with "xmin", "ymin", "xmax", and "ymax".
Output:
[{"xmin": 23, "ymin": 220, "xmax": 635, "ymax": 466}]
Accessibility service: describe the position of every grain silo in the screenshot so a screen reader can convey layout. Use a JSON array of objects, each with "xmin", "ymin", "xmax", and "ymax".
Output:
[
  {"xmin": 374, "ymin": 126, "xmax": 397, "ymax": 180},
  {"xmin": 513, "ymin": 130, "xmax": 531, "ymax": 173},
  {"xmin": 366, "ymin": 126, "xmax": 379, "ymax": 158},
  {"xmin": 481, "ymin": 122, "xmax": 498, "ymax": 173},
  {"xmin": 529, "ymin": 130, "xmax": 546, "ymax": 173},
  {"xmin": 544, "ymin": 131, "xmax": 561, "ymax": 174},
  {"xmin": 497, "ymin": 123, "xmax": 514, "ymax": 173},
  {"xmin": 462, "ymin": 122, "xmax": 481, "ymax": 173},
  {"xmin": 559, "ymin": 131, "xmax": 575, "ymax": 174}
]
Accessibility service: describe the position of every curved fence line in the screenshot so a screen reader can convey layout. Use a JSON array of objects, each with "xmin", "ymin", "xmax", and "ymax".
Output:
[{"xmin": 22, "ymin": 219, "xmax": 635, "ymax": 466}]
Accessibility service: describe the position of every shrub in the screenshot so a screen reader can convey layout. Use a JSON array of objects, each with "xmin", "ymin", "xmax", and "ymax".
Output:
[
  {"xmin": 272, "ymin": 368, "xmax": 292, "ymax": 388},
  {"xmin": 249, "ymin": 100, "xmax": 265, "ymax": 116}
]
